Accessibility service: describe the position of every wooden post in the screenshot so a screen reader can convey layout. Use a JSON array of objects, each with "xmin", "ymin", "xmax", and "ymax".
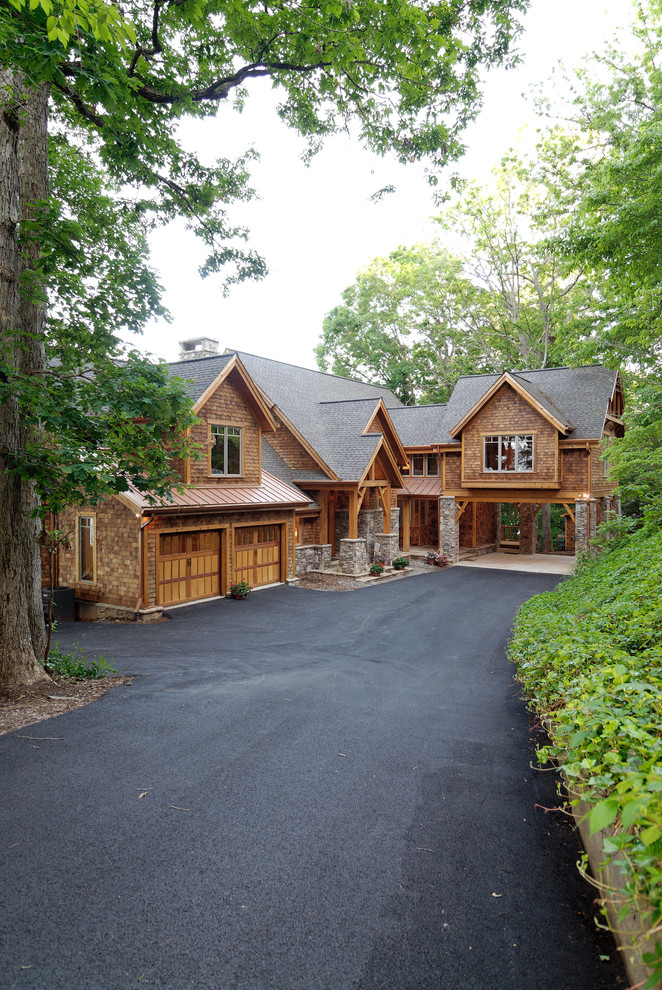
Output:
[
  {"xmin": 319, "ymin": 490, "xmax": 329, "ymax": 546},
  {"xmin": 329, "ymin": 491, "xmax": 337, "ymax": 556},
  {"xmin": 349, "ymin": 489, "xmax": 358, "ymax": 539},
  {"xmin": 401, "ymin": 499, "xmax": 411, "ymax": 551},
  {"xmin": 380, "ymin": 484, "xmax": 391, "ymax": 534}
]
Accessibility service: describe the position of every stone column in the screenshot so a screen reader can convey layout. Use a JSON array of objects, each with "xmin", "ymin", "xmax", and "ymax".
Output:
[
  {"xmin": 338, "ymin": 538, "xmax": 368, "ymax": 575},
  {"xmin": 612, "ymin": 493, "xmax": 622, "ymax": 516},
  {"xmin": 358, "ymin": 508, "xmax": 383, "ymax": 561},
  {"xmin": 589, "ymin": 498, "xmax": 598, "ymax": 541},
  {"xmin": 373, "ymin": 532, "xmax": 400, "ymax": 562},
  {"xmin": 600, "ymin": 496, "xmax": 611, "ymax": 525},
  {"xmin": 518, "ymin": 504, "xmax": 536, "ymax": 555},
  {"xmin": 439, "ymin": 497, "xmax": 459, "ymax": 564},
  {"xmin": 575, "ymin": 499, "xmax": 589, "ymax": 552}
]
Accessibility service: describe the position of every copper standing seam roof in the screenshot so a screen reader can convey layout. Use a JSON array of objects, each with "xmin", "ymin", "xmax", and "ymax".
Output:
[
  {"xmin": 121, "ymin": 471, "xmax": 313, "ymax": 514},
  {"xmin": 398, "ymin": 478, "xmax": 445, "ymax": 497}
]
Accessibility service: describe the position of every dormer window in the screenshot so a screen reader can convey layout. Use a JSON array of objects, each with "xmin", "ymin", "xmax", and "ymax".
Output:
[
  {"xmin": 210, "ymin": 425, "xmax": 242, "ymax": 476},
  {"xmin": 484, "ymin": 435, "xmax": 533, "ymax": 472}
]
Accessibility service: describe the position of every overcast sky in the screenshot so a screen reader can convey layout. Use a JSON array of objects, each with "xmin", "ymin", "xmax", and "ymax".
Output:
[{"xmin": 127, "ymin": 0, "xmax": 636, "ymax": 370}]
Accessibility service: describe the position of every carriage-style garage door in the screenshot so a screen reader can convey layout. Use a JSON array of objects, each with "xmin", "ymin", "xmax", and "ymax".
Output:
[
  {"xmin": 233, "ymin": 525, "xmax": 281, "ymax": 588},
  {"xmin": 157, "ymin": 531, "xmax": 220, "ymax": 606}
]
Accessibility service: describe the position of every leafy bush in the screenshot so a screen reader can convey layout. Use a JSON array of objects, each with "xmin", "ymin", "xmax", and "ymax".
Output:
[
  {"xmin": 44, "ymin": 643, "xmax": 117, "ymax": 680},
  {"xmin": 508, "ymin": 525, "xmax": 662, "ymax": 981},
  {"xmin": 392, "ymin": 556, "xmax": 410, "ymax": 570}
]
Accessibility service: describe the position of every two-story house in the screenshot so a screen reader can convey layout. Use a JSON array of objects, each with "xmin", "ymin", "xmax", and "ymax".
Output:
[{"xmin": 51, "ymin": 340, "xmax": 623, "ymax": 620}]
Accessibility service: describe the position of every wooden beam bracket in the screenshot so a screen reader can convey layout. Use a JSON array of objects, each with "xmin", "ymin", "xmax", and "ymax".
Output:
[{"xmin": 455, "ymin": 500, "xmax": 470, "ymax": 523}]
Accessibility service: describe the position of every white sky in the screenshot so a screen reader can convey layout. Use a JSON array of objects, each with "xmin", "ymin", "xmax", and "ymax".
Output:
[{"xmin": 128, "ymin": 0, "xmax": 636, "ymax": 370}]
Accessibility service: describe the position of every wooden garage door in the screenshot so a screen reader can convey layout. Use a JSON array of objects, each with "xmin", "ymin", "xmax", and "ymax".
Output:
[
  {"xmin": 157, "ymin": 531, "xmax": 220, "ymax": 606},
  {"xmin": 233, "ymin": 525, "xmax": 281, "ymax": 588}
]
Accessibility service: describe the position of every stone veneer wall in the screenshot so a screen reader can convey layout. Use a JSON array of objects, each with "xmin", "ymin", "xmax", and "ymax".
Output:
[
  {"xmin": 336, "ymin": 507, "xmax": 400, "ymax": 561},
  {"xmin": 339, "ymin": 538, "xmax": 368, "ymax": 575},
  {"xmin": 358, "ymin": 509, "xmax": 383, "ymax": 559},
  {"xmin": 439, "ymin": 496, "xmax": 459, "ymax": 564},
  {"xmin": 295, "ymin": 544, "xmax": 332, "ymax": 573},
  {"xmin": 575, "ymin": 499, "xmax": 589, "ymax": 552},
  {"xmin": 373, "ymin": 532, "xmax": 399, "ymax": 562}
]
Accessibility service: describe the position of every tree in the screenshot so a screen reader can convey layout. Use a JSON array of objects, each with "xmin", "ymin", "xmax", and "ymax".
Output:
[
  {"xmin": 0, "ymin": 0, "xmax": 529, "ymax": 687},
  {"xmin": 608, "ymin": 373, "xmax": 662, "ymax": 524},
  {"xmin": 316, "ymin": 243, "xmax": 496, "ymax": 403},
  {"xmin": 529, "ymin": 2, "xmax": 662, "ymax": 371},
  {"xmin": 317, "ymin": 156, "xmax": 590, "ymax": 402}
]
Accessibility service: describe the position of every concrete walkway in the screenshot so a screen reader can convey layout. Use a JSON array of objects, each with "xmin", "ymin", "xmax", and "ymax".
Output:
[{"xmin": 457, "ymin": 551, "xmax": 576, "ymax": 575}]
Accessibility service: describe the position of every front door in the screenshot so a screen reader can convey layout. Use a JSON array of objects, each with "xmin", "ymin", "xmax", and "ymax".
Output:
[{"xmin": 157, "ymin": 531, "xmax": 220, "ymax": 606}]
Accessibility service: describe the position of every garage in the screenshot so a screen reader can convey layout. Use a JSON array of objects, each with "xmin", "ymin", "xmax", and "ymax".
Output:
[
  {"xmin": 157, "ymin": 531, "xmax": 220, "ymax": 606},
  {"xmin": 233, "ymin": 524, "xmax": 281, "ymax": 588}
]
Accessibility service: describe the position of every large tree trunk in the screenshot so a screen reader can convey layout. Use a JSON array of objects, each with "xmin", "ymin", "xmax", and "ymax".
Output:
[
  {"xmin": 0, "ymin": 71, "xmax": 49, "ymax": 688},
  {"xmin": 18, "ymin": 81, "xmax": 49, "ymax": 663}
]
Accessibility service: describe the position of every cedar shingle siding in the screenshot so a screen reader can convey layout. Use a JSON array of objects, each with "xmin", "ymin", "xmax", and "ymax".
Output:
[{"xmin": 462, "ymin": 385, "xmax": 558, "ymax": 484}]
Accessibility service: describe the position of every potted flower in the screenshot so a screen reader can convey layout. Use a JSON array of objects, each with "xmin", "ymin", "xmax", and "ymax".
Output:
[
  {"xmin": 436, "ymin": 553, "xmax": 448, "ymax": 567},
  {"xmin": 392, "ymin": 556, "xmax": 410, "ymax": 570},
  {"xmin": 425, "ymin": 550, "xmax": 439, "ymax": 565},
  {"xmin": 369, "ymin": 555, "xmax": 386, "ymax": 576},
  {"xmin": 229, "ymin": 581, "xmax": 252, "ymax": 599}
]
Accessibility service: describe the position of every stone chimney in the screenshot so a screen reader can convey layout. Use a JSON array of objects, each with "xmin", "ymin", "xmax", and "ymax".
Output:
[{"xmin": 178, "ymin": 337, "xmax": 220, "ymax": 361}]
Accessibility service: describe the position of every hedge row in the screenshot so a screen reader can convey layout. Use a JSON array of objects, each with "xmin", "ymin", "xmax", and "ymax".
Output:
[{"xmin": 508, "ymin": 526, "xmax": 662, "ymax": 984}]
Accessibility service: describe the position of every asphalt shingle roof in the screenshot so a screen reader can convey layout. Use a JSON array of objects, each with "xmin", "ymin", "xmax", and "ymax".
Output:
[
  {"xmin": 441, "ymin": 366, "xmax": 617, "ymax": 444},
  {"xmin": 387, "ymin": 404, "xmax": 448, "ymax": 447},
  {"xmin": 166, "ymin": 351, "xmax": 616, "ymax": 475},
  {"xmin": 261, "ymin": 439, "xmax": 319, "ymax": 507},
  {"xmin": 167, "ymin": 353, "xmax": 234, "ymax": 402},
  {"xmin": 231, "ymin": 352, "xmax": 402, "ymax": 480}
]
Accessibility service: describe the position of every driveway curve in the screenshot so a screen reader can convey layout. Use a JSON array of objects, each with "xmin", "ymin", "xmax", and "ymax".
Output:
[{"xmin": 0, "ymin": 568, "xmax": 623, "ymax": 989}]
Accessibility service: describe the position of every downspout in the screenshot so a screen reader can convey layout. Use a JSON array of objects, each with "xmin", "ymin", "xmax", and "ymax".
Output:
[{"xmin": 135, "ymin": 514, "xmax": 155, "ymax": 620}]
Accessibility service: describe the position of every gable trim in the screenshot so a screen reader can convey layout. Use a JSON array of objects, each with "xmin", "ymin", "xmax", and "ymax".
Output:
[
  {"xmin": 365, "ymin": 399, "xmax": 408, "ymax": 466},
  {"xmin": 449, "ymin": 372, "xmax": 570, "ymax": 438},
  {"xmin": 192, "ymin": 354, "xmax": 276, "ymax": 433},
  {"xmin": 358, "ymin": 437, "xmax": 403, "ymax": 487}
]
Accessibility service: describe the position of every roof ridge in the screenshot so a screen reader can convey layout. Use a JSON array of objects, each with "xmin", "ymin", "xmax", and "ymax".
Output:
[
  {"xmin": 318, "ymin": 397, "xmax": 380, "ymax": 406},
  {"xmin": 167, "ymin": 354, "xmax": 231, "ymax": 368},
  {"xmin": 456, "ymin": 363, "xmax": 611, "ymax": 382},
  {"xmin": 230, "ymin": 348, "xmax": 396, "ymax": 392}
]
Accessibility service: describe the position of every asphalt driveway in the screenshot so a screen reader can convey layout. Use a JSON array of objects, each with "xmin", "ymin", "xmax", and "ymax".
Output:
[{"xmin": 0, "ymin": 568, "xmax": 624, "ymax": 989}]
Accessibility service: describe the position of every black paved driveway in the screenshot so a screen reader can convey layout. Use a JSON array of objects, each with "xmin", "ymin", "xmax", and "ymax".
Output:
[{"xmin": 1, "ymin": 568, "xmax": 624, "ymax": 989}]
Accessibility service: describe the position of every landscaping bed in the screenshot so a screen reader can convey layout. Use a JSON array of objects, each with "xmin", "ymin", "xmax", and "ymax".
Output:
[{"xmin": 508, "ymin": 524, "xmax": 662, "ymax": 988}]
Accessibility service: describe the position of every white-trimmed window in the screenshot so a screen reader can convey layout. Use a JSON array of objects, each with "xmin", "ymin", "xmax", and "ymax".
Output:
[
  {"xmin": 78, "ymin": 515, "xmax": 95, "ymax": 583},
  {"xmin": 210, "ymin": 425, "xmax": 242, "ymax": 476},
  {"xmin": 484, "ymin": 435, "xmax": 534, "ymax": 473}
]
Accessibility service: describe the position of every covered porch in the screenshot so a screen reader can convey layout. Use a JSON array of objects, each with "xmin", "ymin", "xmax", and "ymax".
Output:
[{"xmin": 297, "ymin": 441, "xmax": 403, "ymax": 575}]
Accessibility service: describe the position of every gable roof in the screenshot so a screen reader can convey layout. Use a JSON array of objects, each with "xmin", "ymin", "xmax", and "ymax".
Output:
[
  {"xmin": 167, "ymin": 353, "xmax": 276, "ymax": 431},
  {"xmin": 449, "ymin": 371, "xmax": 571, "ymax": 438},
  {"xmin": 440, "ymin": 366, "xmax": 620, "ymax": 444},
  {"xmin": 229, "ymin": 351, "xmax": 404, "ymax": 481}
]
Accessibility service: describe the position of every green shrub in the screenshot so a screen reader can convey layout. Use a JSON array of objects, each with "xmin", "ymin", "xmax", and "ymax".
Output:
[
  {"xmin": 508, "ymin": 526, "xmax": 662, "ymax": 980},
  {"xmin": 44, "ymin": 643, "xmax": 117, "ymax": 680},
  {"xmin": 392, "ymin": 556, "xmax": 410, "ymax": 570}
]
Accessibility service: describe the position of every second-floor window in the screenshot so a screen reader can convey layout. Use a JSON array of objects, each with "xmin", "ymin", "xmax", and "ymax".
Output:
[
  {"xmin": 210, "ymin": 425, "xmax": 242, "ymax": 476},
  {"xmin": 406, "ymin": 454, "xmax": 439, "ymax": 476},
  {"xmin": 484, "ymin": 434, "xmax": 534, "ymax": 472}
]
